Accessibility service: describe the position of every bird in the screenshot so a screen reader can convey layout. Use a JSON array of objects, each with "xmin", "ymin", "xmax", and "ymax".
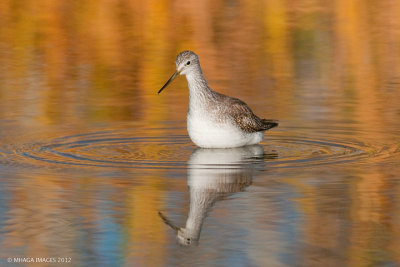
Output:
[{"xmin": 158, "ymin": 50, "xmax": 278, "ymax": 148}]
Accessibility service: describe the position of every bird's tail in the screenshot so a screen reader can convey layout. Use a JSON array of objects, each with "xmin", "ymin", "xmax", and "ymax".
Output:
[{"xmin": 262, "ymin": 119, "xmax": 278, "ymax": 130}]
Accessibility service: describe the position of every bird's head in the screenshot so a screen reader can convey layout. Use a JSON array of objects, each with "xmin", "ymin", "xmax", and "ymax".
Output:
[{"xmin": 157, "ymin": 50, "xmax": 200, "ymax": 94}]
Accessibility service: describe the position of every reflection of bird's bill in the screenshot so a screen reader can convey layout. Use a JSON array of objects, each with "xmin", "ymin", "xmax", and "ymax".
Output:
[
  {"xmin": 157, "ymin": 71, "xmax": 179, "ymax": 95},
  {"xmin": 158, "ymin": 211, "xmax": 180, "ymax": 231},
  {"xmin": 159, "ymin": 211, "xmax": 197, "ymax": 246}
]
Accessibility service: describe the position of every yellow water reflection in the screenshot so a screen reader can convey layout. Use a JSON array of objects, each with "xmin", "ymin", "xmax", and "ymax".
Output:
[{"xmin": 0, "ymin": 0, "xmax": 400, "ymax": 266}]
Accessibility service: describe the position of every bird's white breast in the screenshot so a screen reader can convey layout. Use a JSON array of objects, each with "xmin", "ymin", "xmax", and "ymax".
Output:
[
  {"xmin": 187, "ymin": 111, "xmax": 264, "ymax": 148},
  {"xmin": 184, "ymin": 72, "xmax": 265, "ymax": 148}
]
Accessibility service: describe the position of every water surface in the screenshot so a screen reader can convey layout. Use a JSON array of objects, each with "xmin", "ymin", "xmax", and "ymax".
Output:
[{"xmin": 1, "ymin": 1, "xmax": 400, "ymax": 266}]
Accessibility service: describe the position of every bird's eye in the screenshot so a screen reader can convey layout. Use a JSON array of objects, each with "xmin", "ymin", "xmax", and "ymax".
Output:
[{"xmin": 186, "ymin": 61, "xmax": 191, "ymax": 65}]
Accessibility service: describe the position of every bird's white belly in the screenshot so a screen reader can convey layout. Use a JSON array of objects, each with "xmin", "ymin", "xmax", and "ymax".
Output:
[{"xmin": 187, "ymin": 114, "xmax": 264, "ymax": 148}]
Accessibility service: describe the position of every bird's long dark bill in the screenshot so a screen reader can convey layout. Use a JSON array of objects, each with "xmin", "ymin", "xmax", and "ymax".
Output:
[{"xmin": 157, "ymin": 71, "xmax": 178, "ymax": 95}]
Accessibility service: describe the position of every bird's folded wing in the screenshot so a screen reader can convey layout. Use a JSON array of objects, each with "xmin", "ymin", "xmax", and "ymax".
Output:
[{"xmin": 229, "ymin": 100, "xmax": 278, "ymax": 133}]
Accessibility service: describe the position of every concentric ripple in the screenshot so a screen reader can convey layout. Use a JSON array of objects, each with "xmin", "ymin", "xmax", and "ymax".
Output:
[
  {"xmin": 1, "ymin": 129, "xmax": 397, "ymax": 170},
  {"xmin": 6, "ymin": 131, "xmax": 193, "ymax": 169}
]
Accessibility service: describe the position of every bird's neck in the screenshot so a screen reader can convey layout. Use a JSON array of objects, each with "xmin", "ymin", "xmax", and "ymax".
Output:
[{"xmin": 186, "ymin": 70, "xmax": 214, "ymax": 108}]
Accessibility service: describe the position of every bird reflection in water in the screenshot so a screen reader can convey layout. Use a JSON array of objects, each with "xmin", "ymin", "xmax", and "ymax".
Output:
[{"xmin": 159, "ymin": 145, "xmax": 276, "ymax": 246}]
